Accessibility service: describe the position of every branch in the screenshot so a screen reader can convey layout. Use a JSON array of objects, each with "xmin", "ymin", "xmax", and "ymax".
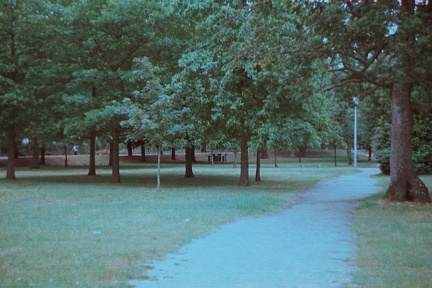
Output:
[{"xmin": 323, "ymin": 78, "xmax": 362, "ymax": 91}]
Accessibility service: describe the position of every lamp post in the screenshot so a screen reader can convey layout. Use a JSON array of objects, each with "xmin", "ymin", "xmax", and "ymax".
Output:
[{"xmin": 353, "ymin": 97, "xmax": 359, "ymax": 168}]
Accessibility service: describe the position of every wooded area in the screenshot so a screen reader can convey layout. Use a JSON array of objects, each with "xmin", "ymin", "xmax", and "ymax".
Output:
[{"xmin": 1, "ymin": 0, "xmax": 431, "ymax": 202}]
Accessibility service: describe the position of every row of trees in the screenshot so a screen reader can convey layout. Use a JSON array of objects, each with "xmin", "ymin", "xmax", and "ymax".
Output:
[{"xmin": 1, "ymin": 0, "xmax": 431, "ymax": 202}]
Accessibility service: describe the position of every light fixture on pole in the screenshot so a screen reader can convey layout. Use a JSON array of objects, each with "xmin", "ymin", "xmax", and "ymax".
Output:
[{"xmin": 353, "ymin": 97, "xmax": 359, "ymax": 168}]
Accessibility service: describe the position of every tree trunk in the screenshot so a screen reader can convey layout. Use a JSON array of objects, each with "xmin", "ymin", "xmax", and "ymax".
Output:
[
  {"xmin": 63, "ymin": 145, "xmax": 68, "ymax": 168},
  {"xmin": 88, "ymin": 131, "xmax": 97, "ymax": 176},
  {"xmin": 200, "ymin": 143, "xmax": 207, "ymax": 153},
  {"xmin": 298, "ymin": 146, "xmax": 302, "ymax": 163},
  {"xmin": 255, "ymin": 149, "xmax": 261, "ymax": 182},
  {"xmin": 368, "ymin": 145, "xmax": 372, "ymax": 161},
  {"xmin": 185, "ymin": 144, "xmax": 194, "ymax": 178},
  {"xmin": 31, "ymin": 138, "xmax": 40, "ymax": 169},
  {"xmin": 111, "ymin": 130, "xmax": 121, "ymax": 183},
  {"xmin": 171, "ymin": 147, "xmax": 176, "ymax": 160},
  {"xmin": 40, "ymin": 146, "xmax": 46, "ymax": 165},
  {"xmin": 384, "ymin": 83, "xmax": 430, "ymax": 202},
  {"xmin": 140, "ymin": 141, "xmax": 146, "ymax": 162},
  {"xmin": 157, "ymin": 145, "xmax": 161, "ymax": 191},
  {"xmin": 6, "ymin": 125, "xmax": 17, "ymax": 180},
  {"xmin": 127, "ymin": 140, "xmax": 133, "ymax": 156},
  {"xmin": 333, "ymin": 143, "xmax": 337, "ymax": 167},
  {"xmin": 260, "ymin": 149, "xmax": 269, "ymax": 159},
  {"xmin": 238, "ymin": 118, "xmax": 250, "ymax": 187},
  {"xmin": 274, "ymin": 149, "xmax": 278, "ymax": 168}
]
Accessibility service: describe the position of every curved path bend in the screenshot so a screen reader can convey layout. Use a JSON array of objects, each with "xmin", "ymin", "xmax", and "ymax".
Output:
[{"xmin": 130, "ymin": 167, "xmax": 381, "ymax": 288}]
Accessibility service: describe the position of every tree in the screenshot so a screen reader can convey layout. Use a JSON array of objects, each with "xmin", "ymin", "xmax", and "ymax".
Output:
[
  {"xmin": 121, "ymin": 58, "xmax": 172, "ymax": 191},
  {"xmin": 0, "ymin": 0, "xmax": 64, "ymax": 179},
  {"xmin": 311, "ymin": 0, "xmax": 431, "ymax": 202},
  {"xmin": 64, "ymin": 0, "xmax": 170, "ymax": 181}
]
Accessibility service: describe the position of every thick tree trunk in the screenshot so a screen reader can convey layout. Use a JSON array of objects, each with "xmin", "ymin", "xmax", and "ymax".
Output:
[
  {"xmin": 255, "ymin": 149, "xmax": 261, "ymax": 182},
  {"xmin": 384, "ymin": 83, "xmax": 430, "ymax": 203},
  {"xmin": 127, "ymin": 141, "xmax": 133, "ymax": 156},
  {"xmin": 171, "ymin": 147, "xmax": 176, "ymax": 160},
  {"xmin": 260, "ymin": 149, "xmax": 269, "ymax": 159},
  {"xmin": 40, "ymin": 146, "xmax": 46, "ymax": 165},
  {"xmin": 111, "ymin": 130, "xmax": 121, "ymax": 183},
  {"xmin": 200, "ymin": 143, "xmax": 207, "ymax": 153},
  {"xmin": 31, "ymin": 138, "xmax": 40, "ymax": 169},
  {"xmin": 239, "ymin": 119, "xmax": 250, "ymax": 187},
  {"xmin": 185, "ymin": 144, "xmax": 194, "ymax": 178},
  {"xmin": 140, "ymin": 141, "xmax": 146, "ymax": 162},
  {"xmin": 88, "ymin": 131, "xmax": 97, "ymax": 176},
  {"xmin": 6, "ymin": 125, "xmax": 17, "ymax": 180}
]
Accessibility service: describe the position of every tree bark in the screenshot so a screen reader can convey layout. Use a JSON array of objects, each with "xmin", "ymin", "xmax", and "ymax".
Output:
[
  {"xmin": 127, "ymin": 140, "xmax": 133, "ymax": 156},
  {"xmin": 255, "ymin": 149, "xmax": 261, "ymax": 182},
  {"xmin": 6, "ymin": 124, "xmax": 17, "ymax": 180},
  {"xmin": 239, "ymin": 117, "xmax": 250, "ymax": 187},
  {"xmin": 260, "ymin": 149, "xmax": 270, "ymax": 159},
  {"xmin": 384, "ymin": 83, "xmax": 430, "ymax": 202},
  {"xmin": 111, "ymin": 130, "xmax": 121, "ymax": 183},
  {"xmin": 298, "ymin": 146, "xmax": 302, "ymax": 163},
  {"xmin": 333, "ymin": 143, "xmax": 337, "ymax": 167},
  {"xmin": 40, "ymin": 146, "xmax": 46, "ymax": 165},
  {"xmin": 368, "ymin": 145, "xmax": 372, "ymax": 161},
  {"xmin": 185, "ymin": 144, "xmax": 194, "ymax": 178},
  {"xmin": 200, "ymin": 143, "xmax": 207, "ymax": 153},
  {"xmin": 31, "ymin": 138, "xmax": 40, "ymax": 169},
  {"xmin": 171, "ymin": 147, "xmax": 176, "ymax": 160},
  {"xmin": 88, "ymin": 131, "xmax": 97, "ymax": 176},
  {"xmin": 140, "ymin": 141, "xmax": 146, "ymax": 162},
  {"xmin": 63, "ymin": 145, "xmax": 68, "ymax": 168},
  {"xmin": 274, "ymin": 150, "xmax": 278, "ymax": 168},
  {"xmin": 109, "ymin": 142, "xmax": 113, "ymax": 166},
  {"xmin": 157, "ymin": 144, "xmax": 161, "ymax": 191}
]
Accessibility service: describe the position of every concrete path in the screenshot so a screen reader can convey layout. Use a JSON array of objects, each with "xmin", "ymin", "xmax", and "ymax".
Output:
[{"xmin": 130, "ymin": 167, "xmax": 381, "ymax": 288}]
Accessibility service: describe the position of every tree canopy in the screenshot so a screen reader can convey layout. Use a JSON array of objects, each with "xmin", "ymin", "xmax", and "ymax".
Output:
[{"xmin": 1, "ymin": 0, "xmax": 431, "ymax": 202}]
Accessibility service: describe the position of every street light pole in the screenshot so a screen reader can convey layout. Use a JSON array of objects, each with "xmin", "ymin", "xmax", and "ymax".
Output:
[{"xmin": 353, "ymin": 97, "xmax": 359, "ymax": 168}]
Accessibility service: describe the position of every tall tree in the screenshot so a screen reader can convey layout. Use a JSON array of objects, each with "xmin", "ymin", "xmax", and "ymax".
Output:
[
  {"xmin": 311, "ymin": 0, "xmax": 431, "ymax": 202},
  {"xmin": 0, "ymin": 0, "xmax": 64, "ymax": 179},
  {"xmin": 64, "ymin": 0, "xmax": 169, "ymax": 181}
]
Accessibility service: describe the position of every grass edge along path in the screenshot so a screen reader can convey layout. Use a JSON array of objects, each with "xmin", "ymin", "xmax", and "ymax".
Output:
[
  {"xmin": 0, "ymin": 154, "xmax": 355, "ymax": 288},
  {"xmin": 350, "ymin": 175, "xmax": 432, "ymax": 288}
]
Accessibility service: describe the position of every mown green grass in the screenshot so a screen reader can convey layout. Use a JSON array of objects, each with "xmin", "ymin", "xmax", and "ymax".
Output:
[
  {"xmin": 351, "ymin": 175, "xmax": 432, "ymax": 288},
  {"xmin": 0, "ymin": 151, "xmax": 355, "ymax": 288}
]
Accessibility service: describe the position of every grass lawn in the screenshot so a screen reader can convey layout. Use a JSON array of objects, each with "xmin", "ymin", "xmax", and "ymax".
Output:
[
  {"xmin": 0, "ymin": 150, "xmax": 357, "ymax": 287},
  {"xmin": 351, "ymin": 175, "xmax": 432, "ymax": 288}
]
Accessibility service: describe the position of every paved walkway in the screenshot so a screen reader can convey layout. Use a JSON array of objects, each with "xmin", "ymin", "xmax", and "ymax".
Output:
[{"xmin": 130, "ymin": 167, "xmax": 381, "ymax": 288}]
